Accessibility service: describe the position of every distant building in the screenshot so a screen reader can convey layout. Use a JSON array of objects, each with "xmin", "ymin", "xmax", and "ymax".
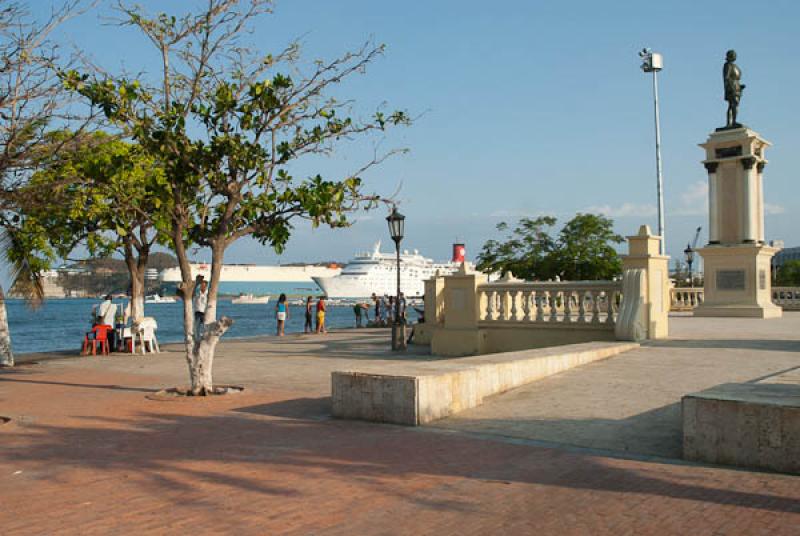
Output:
[{"xmin": 773, "ymin": 245, "xmax": 800, "ymax": 267}]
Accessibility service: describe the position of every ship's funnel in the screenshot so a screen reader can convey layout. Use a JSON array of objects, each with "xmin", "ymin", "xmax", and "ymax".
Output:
[{"xmin": 452, "ymin": 243, "xmax": 466, "ymax": 263}]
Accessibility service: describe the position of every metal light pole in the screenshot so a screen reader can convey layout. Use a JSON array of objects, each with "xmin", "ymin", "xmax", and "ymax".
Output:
[
  {"xmin": 640, "ymin": 48, "xmax": 665, "ymax": 255},
  {"xmin": 386, "ymin": 206, "xmax": 406, "ymax": 351},
  {"xmin": 684, "ymin": 243, "xmax": 695, "ymax": 288}
]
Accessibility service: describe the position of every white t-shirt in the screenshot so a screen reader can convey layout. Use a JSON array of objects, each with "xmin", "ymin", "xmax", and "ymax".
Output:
[
  {"xmin": 193, "ymin": 289, "xmax": 208, "ymax": 313},
  {"xmin": 97, "ymin": 300, "xmax": 117, "ymax": 326}
]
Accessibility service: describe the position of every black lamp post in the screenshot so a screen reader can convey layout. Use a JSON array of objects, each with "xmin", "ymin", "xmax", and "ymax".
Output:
[
  {"xmin": 684, "ymin": 243, "xmax": 695, "ymax": 288},
  {"xmin": 386, "ymin": 206, "xmax": 406, "ymax": 351}
]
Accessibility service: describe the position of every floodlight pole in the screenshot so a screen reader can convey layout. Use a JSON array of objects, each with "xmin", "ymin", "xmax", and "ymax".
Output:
[
  {"xmin": 652, "ymin": 69, "xmax": 665, "ymax": 255},
  {"xmin": 640, "ymin": 48, "xmax": 666, "ymax": 255}
]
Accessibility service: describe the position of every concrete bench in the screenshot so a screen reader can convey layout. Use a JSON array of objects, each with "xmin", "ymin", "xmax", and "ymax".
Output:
[
  {"xmin": 332, "ymin": 341, "xmax": 638, "ymax": 426},
  {"xmin": 683, "ymin": 383, "xmax": 800, "ymax": 474}
]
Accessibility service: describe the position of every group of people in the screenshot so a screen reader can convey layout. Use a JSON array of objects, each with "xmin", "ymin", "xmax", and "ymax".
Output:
[
  {"xmin": 274, "ymin": 294, "xmax": 327, "ymax": 337},
  {"xmin": 273, "ymin": 292, "xmax": 412, "ymax": 336},
  {"xmin": 367, "ymin": 292, "xmax": 407, "ymax": 327}
]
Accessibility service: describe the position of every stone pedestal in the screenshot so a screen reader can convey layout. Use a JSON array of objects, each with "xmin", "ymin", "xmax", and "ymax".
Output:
[
  {"xmin": 694, "ymin": 244, "xmax": 781, "ymax": 318},
  {"xmin": 694, "ymin": 127, "xmax": 782, "ymax": 318}
]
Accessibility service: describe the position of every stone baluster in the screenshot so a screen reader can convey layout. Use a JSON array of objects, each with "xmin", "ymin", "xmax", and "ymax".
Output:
[
  {"xmin": 536, "ymin": 291, "xmax": 545, "ymax": 322},
  {"xmin": 509, "ymin": 290, "xmax": 518, "ymax": 321},
  {"xmin": 548, "ymin": 290, "xmax": 558, "ymax": 322},
  {"xmin": 605, "ymin": 290, "xmax": 617, "ymax": 325},
  {"xmin": 591, "ymin": 290, "xmax": 601, "ymax": 324},
  {"xmin": 498, "ymin": 290, "xmax": 506, "ymax": 320},
  {"xmin": 521, "ymin": 290, "xmax": 531, "ymax": 322},
  {"xmin": 563, "ymin": 290, "xmax": 573, "ymax": 323},
  {"xmin": 577, "ymin": 290, "xmax": 587, "ymax": 323},
  {"xmin": 486, "ymin": 290, "xmax": 495, "ymax": 320}
]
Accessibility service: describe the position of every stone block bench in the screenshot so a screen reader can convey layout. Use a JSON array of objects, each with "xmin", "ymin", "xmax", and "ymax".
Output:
[
  {"xmin": 683, "ymin": 383, "xmax": 800, "ymax": 474},
  {"xmin": 332, "ymin": 341, "xmax": 639, "ymax": 426}
]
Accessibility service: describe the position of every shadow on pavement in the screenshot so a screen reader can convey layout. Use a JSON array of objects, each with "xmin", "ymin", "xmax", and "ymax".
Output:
[
  {"xmin": 234, "ymin": 397, "xmax": 332, "ymax": 420},
  {"xmin": 646, "ymin": 339, "xmax": 800, "ymax": 352},
  {"xmin": 5, "ymin": 400, "xmax": 800, "ymax": 516}
]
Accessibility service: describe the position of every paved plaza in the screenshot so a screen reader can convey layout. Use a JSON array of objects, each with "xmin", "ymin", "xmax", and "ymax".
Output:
[{"xmin": 1, "ymin": 316, "xmax": 799, "ymax": 534}]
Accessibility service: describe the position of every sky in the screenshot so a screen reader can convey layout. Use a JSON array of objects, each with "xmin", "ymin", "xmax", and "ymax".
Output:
[{"xmin": 25, "ymin": 0, "xmax": 800, "ymax": 270}]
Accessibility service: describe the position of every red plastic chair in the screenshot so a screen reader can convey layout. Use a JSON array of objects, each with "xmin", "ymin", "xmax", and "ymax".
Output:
[{"xmin": 82, "ymin": 324, "xmax": 112, "ymax": 356}]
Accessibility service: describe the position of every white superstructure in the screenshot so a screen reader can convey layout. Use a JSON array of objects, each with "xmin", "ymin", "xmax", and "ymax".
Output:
[
  {"xmin": 312, "ymin": 242, "xmax": 463, "ymax": 298},
  {"xmin": 159, "ymin": 263, "xmax": 340, "ymax": 283}
]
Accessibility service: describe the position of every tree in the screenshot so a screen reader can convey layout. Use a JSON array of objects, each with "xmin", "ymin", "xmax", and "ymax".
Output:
[
  {"xmin": 549, "ymin": 213, "xmax": 624, "ymax": 281},
  {"xmin": 776, "ymin": 260, "xmax": 800, "ymax": 286},
  {"xmin": 64, "ymin": 0, "xmax": 409, "ymax": 393},
  {"xmin": 477, "ymin": 213, "xmax": 624, "ymax": 281},
  {"xmin": 22, "ymin": 131, "xmax": 168, "ymax": 324},
  {"xmin": 0, "ymin": 1, "xmax": 91, "ymax": 367},
  {"xmin": 476, "ymin": 217, "xmax": 557, "ymax": 280}
]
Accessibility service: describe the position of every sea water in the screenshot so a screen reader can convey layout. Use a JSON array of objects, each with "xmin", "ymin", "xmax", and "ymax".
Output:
[{"xmin": 6, "ymin": 299, "xmax": 413, "ymax": 355}]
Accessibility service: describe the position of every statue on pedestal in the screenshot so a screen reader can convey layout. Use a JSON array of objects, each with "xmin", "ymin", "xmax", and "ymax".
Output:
[{"xmin": 723, "ymin": 49, "xmax": 745, "ymax": 129}]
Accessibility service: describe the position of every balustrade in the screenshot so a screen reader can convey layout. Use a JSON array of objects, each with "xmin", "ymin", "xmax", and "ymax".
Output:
[
  {"xmin": 670, "ymin": 288, "xmax": 704, "ymax": 311},
  {"xmin": 772, "ymin": 287, "xmax": 800, "ymax": 310},
  {"xmin": 477, "ymin": 281, "xmax": 621, "ymax": 327}
]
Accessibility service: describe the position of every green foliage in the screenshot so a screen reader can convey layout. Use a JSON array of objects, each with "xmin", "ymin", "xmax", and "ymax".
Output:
[
  {"xmin": 477, "ymin": 213, "xmax": 624, "ymax": 281},
  {"xmin": 21, "ymin": 131, "xmax": 169, "ymax": 260},
  {"xmin": 776, "ymin": 260, "xmax": 800, "ymax": 286},
  {"xmin": 61, "ymin": 7, "xmax": 410, "ymax": 273}
]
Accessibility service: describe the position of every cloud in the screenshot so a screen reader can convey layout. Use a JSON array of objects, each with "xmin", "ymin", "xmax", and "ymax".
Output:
[
  {"xmin": 582, "ymin": 202, "xmax": 657, "ymax": 218},
  {"xmin": 765, "ymin": 203, "xmax": 786, "ymax": 215},
  {"xmin": 672, "ymin": 181, "xmax": 707, "ymax": 216}
]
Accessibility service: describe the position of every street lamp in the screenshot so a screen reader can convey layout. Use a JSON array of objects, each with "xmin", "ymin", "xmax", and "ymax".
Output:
[
  {"xmin": 640, "ymin": 48, "xmax": 666, "ymax": 255},
  {"xmin": 684, "ymin": 242, "xmax": 695, "ymax": 288},
  {"xmin": 386, "ymin": 206, "xmax": 406, "ymax": 351}
]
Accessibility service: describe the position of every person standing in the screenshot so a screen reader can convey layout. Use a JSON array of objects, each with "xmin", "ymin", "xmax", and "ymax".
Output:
[
  {"xmin": 372, "ymin": 293, "xmax": 380, "ymax": 325},
  {"xmin": 353, "ymin": 302, "xmax": 364, "ymax": 327},
  {"xmin": 275, "ymin": 293, "xmax": 289, "ymax": 336},
  {"xmin": 193, "ymin": 279, "xmax": 208, "ymax": 337},
  {"xmin": 316, "ymin": 296, "xmax": 327, "ymax": 333},
  {"xmin": 304, "ymin": 296, "xmax": 314, "ymax": 333}
]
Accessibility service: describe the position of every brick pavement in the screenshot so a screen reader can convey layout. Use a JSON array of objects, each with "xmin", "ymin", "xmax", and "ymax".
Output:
[{"xmin": 1, "ymin": 326, "xmax": 799, "ymax": 534}]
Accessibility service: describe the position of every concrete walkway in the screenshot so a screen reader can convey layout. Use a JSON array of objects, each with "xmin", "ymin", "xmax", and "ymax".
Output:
[
  {"xmin": 434, "ymin": 313, "xmax": 800, "ymax": 458},
  {"xmin": 1, "ymin": 323, "xmax": 799, "ymax": 534}
]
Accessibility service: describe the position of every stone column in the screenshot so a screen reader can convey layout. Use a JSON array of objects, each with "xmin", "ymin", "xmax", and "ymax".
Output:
[
  {"xmin": 742, "ymin": 157, "xmax": 757, "ymax": 243},
  {"xmin": 621, "ymin": 225, "xmax": 670, "ymax": 339},
  {"xmin": 431, "ymin": 263, "xmax": 487, "ymax": 356},
  {"xmin": 705, "ymin": 162, "xmax": 720, "ymax": 244}
]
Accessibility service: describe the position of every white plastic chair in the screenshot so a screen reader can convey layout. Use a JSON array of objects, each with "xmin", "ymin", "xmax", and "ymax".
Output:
[{"xmin": 128, "ymin": 317, "xmax": 160, "ymax": 354}]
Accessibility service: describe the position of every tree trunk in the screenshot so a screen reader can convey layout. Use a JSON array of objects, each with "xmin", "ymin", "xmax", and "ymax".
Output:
[
  {"xmin": 123, "ymin": 241, "xmax": 149, "ymax": 324},
  {"xmin": 0, "ymin": 286, "xmax": 13, "ymax": 367},
  {"xmin": 171, "ymin": 227, "xmax": 233, "ymax": 395},
  {"xmin": 187, "ymin": 241, "xmax": 232, "ymax": 394}
]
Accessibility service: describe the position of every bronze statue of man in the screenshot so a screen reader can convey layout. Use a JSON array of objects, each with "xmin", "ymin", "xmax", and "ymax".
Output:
[{"xmin": 723, "ymin": 49, "xmax": 745, "ymax": 128}]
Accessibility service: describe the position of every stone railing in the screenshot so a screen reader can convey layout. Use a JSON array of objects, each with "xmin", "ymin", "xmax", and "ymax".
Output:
[
  {"xmin": 668, "ymin": 286, "xmax": 800, "ymax": 311},
  {"xmin": 670, "ymin": 288, "xmax": 704, "ymax": 311},
  {"xmin": 477, "ymin": 281, "xmax": 622, "ymax": 327},
  {"xmin": 772, "ymin": 287, "xmax": 800, "ymax": 310}
]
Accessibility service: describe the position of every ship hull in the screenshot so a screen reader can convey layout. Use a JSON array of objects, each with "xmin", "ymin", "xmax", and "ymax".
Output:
[{"xmin": 313, "ymin": 275, "xmax": 426, "ymax": 298}]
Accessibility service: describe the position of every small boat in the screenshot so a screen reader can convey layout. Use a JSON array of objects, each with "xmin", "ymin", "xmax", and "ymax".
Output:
[
  {"xmin": 145, "ymin": 294, "xmax": 177, "ymax": 304},
  {"xmin": 231, "ymin": 293, "xmax": 270, "ymax": 304}
]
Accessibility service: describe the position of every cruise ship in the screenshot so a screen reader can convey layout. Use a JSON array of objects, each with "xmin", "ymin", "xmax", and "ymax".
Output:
[
  {"xmin": 312, "ymin": 242, "xmax": 467, "ymax": 298},
  {"xmin": 159, "ymin": 263, "xmax": 341, "ymax": 296}
]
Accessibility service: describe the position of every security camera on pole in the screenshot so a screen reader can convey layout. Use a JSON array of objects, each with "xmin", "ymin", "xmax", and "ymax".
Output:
[{"xmin": 639, "ymin": 48, "xmax": 666, "ymax": 256}]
